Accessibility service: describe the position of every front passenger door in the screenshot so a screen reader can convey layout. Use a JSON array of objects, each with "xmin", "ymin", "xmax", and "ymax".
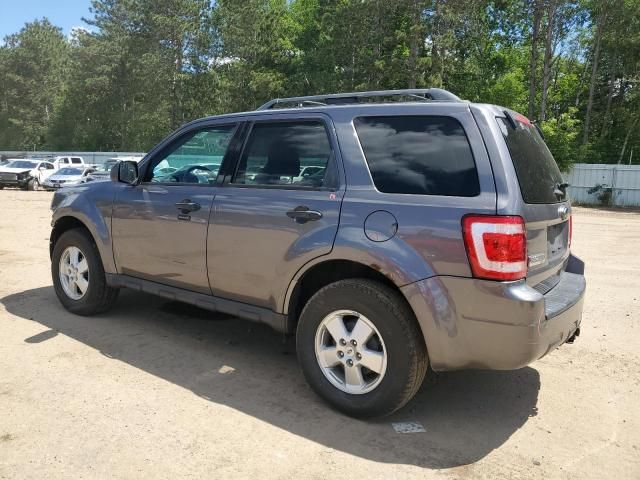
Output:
[{"xmin": 111, "ymin": 124, "xmax": 238, "ymax": 294}]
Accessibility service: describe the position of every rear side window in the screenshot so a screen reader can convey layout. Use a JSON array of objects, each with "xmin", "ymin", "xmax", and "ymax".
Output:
[
  {"xmin": 354, "ymin": 116, "xmax": 480, "ymax": 196},
  {"xmin": 497, "ymin": 116, "xmax": 565, "ymax": 204},
  {"xmin": 233, "ymin": 121, "xmax": 335, "ymax": 189}
]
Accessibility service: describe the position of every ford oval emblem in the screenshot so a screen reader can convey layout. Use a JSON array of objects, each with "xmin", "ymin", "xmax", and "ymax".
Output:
[{"xmin": 558, "ymin": 205, "xmax": 569, "ymax": 220}]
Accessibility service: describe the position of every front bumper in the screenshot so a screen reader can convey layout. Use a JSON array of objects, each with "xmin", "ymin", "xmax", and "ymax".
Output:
[
  {"xmin": 401, "ymin": 254, "xmax": 586, "ymax": 371},
  {"xmin": 0, "ymin": 178, "xmax": 30, "ymax": 188}
]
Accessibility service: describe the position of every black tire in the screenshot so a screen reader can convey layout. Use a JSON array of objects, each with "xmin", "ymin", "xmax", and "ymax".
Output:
[
  {"xmin": 296, "ymin": 279, "xmax": 428, "ymax": 418},
  {"xmin": 51, "ymin": 228, "xmax": 119, "ymax": 315},
  {"xmin": 27, "ymin": 178, "xmax": 39, "ymax": 191}
]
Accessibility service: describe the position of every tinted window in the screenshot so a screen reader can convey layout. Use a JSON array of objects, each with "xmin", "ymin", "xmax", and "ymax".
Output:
[
  {"xmin": 354, "ymin": 116, "xmax": 479, "ymax": 196},
  {"xmin": 233, "ymin": 121, "xmax": 334, "ymax": 188},
  {"xmin": 496, "ymin": 117, "xmax": 565, "ymax": 204},
  {"xmin": 71, "ymin": 158, "xmax": 82, "ymax": 164},
  {"xmin": 146, "ymin": 125, "xmax": 236, "ymax": 183}
]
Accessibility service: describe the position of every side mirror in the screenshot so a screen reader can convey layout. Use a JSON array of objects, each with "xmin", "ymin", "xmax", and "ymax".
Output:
[{"xmin": 111, "ymin": 161, "xmax": 138, "ymax": 184}]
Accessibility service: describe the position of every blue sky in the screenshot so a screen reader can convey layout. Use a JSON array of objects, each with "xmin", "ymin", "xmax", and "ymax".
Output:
[{"xmin": 0, "ymin": 0, "xmax": 92, "ymax": 39}]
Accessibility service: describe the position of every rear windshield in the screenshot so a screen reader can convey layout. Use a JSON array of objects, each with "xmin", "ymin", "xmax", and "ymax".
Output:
[
  {"xmin": 354, "ymin": 116, "xmax": 480, "ymax": 196},
  {"xmin": 497, "ymin": 116, "xmax": 565, "ymax": 204}
]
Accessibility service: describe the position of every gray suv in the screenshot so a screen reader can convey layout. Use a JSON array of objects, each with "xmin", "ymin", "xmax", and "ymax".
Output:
[{"xmin": 49, "ymin": 89, "xmax": 585, "ymax": 417}]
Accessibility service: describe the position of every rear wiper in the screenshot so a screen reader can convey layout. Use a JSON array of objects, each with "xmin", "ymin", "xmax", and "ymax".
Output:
[{"xmin": 554, "ymin": 182, "xmax": 570, "ymax": 198}]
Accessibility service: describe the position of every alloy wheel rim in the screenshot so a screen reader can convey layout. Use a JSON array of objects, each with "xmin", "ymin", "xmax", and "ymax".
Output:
[
  {"xmin": 58, "ymin": 246, "xmax": 89, "ymax": 300},
  {"xmin": 314, "ymin": 310, "xmax": 387, "ymax": 394}
]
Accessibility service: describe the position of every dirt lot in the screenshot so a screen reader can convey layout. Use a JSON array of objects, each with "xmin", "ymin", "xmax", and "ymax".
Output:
[{"xmin": 0, "ymin": 189, "xmax": 639, "ymax": 480}]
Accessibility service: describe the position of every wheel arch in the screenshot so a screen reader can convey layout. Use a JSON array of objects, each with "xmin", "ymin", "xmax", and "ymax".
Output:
[
  {"xmin": 50, "ymin": 216, "xmax": 96, "ymax": 259},
  {"xmin": 285, "ymin": 259, "xmax": 420, "ymax": 333}
]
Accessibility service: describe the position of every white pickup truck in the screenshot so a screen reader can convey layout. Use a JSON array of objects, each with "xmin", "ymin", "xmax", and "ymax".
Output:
[{"xmin": 50, "ymin": 156, "xmax": 85, "ymax": 169}]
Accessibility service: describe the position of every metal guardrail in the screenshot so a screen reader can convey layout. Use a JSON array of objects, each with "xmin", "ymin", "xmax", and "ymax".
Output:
[{"xmin": 0, "ymin": 151, "xmax": 146, "ymax": 167}]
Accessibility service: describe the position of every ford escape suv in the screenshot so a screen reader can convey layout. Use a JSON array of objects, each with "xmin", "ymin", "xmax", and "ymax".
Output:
[{"xmin": 49, "ymin": 88, "xmax": 586, "ymax": 417}]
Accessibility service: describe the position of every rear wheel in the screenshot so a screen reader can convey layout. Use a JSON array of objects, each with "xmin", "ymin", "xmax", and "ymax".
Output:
[
  {"xmin": 51, "ymin": 228, "xmax": 119, "ymax": 315},
  {"xmin": 296, "ymin": 279, "xmax": 428, "ymax": 418}
]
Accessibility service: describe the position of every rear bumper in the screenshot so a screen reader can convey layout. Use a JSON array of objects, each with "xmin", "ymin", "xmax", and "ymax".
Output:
[{"xmin": 401, "ymin": 254, "xmax": 586, "ymax": 371}]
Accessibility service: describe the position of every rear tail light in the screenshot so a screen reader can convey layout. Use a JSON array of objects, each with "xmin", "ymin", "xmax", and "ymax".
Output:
[{"xmin": 462, "ymin": 215, "xmax": 527, "ymax": 281}]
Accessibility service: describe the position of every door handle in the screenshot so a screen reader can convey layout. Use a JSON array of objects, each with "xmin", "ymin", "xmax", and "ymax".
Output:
[
  {"xmin": 286, "ymin": 206, "xmax": 323, "ymax": 223},
  {"xmin": 175, "ymin": 199, "xmax": 201, "ymax": 213}
]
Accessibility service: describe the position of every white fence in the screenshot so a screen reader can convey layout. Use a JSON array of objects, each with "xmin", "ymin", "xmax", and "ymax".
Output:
[{"xmin": 566, "ymin": 163, "xmax": 640, "ymax": 207}]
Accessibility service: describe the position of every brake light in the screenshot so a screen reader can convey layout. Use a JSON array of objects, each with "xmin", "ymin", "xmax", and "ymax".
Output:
[
  {"xmin": 462, "ymin": 215, "xmax": 527, "ymax": 281},
  {"xmin": 514, "ymin": 113, "xmax": 532, "ymax": 126},
  {"xmin": 568, "ymin": 215, "xmax": 573, "ymax": 248}
]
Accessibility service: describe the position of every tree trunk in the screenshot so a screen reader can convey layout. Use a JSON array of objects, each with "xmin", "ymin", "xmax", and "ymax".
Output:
[
  {"xmin": 618, "ymin": 117, "xmax": 639, "ymax": 164},
  {"xmin": 540, "ymin": 0, "xmax": 558, "ymax": 122},
  {"xmin": 407, "ymin": 0, "xmax": 422, "ymax": 89},
  {"xmin": 600, "ymin": 62, "xmax": 616, "ymax": 139},
  {"xmin": 528, "ymin": 0, "xmax": 543, "ymax": 120},
  {"xmin": 583, "ymin": 11, "xmax": 605, "ymax": 145}
]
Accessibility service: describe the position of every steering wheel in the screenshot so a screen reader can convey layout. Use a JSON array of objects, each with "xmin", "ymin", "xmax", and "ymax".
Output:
[{"xmin": 170, "ymin": 164, "xmax": 212, "ymax": 183}]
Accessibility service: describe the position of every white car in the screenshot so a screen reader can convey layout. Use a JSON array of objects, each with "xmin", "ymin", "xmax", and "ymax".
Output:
[
  {"xmin": 0, "ymin": 159, "xmax": 56, "ymax": 190},
  {"xmin": 42, "ymin": 167, "xmax": 97, "ymax": 190},
  {"xmin": 292, "ymin": 165, "xmax": 326, "ymax": 183}
]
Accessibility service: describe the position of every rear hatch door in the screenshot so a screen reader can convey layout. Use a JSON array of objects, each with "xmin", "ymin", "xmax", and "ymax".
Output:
[{"xmin": 496, "ymin": 112, "xmax": 570, "ymax": 291}]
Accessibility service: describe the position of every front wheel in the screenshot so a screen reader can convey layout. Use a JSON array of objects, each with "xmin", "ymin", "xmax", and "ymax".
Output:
[
  {"xmin": 51, "ymin": 228, "xmax": 119, "ymax": 315},
  {"xmin": 296, "ymin": 279, "xmax": 428, "ymax": 418},
  {"xmin": 27, "ymin": 178, "xmax": 39, "ymax": 190}
]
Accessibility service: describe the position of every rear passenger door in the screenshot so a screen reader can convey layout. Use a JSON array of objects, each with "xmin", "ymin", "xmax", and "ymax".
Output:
[{"xmin": 207, "ymin": 115, "xmax": 344, "ymax": 311}]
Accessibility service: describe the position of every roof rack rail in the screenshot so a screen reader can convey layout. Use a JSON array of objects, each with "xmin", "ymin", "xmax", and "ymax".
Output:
[{"xmin": 257, "ymin": 88, "xmax": 461, "ymax": 110}]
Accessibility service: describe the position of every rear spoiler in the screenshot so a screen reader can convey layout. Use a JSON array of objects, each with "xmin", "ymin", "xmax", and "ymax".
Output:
[{"xmin": 503, "ymin": 110, "xmax": 545, "ymax": 139}]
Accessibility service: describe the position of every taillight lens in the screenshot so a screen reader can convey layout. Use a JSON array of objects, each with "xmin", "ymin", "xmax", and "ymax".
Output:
[{"xmin": 462, "ymin": 215, "xmax": 527, "ymax": 281}]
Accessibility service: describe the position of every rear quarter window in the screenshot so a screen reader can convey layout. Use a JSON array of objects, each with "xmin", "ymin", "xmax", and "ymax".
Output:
[
  {"xmin": 496, "ymin": 116, "xmax": 565, "ymax": 204},
  {"xmin": 354, "ymin": 115, "xmax": 480, "ymax": 196}
]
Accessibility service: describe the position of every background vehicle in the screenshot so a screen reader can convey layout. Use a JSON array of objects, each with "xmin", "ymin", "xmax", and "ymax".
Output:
[
  {"xmin": 48, "ymin": 89, "xmax": 586, "ymax": 418},
  {"xmin": 86, "ymin": 157, "xmax": 144, "ymax": 182},
  {"xmin": 0, "ymin": 159, "xmax": 56, "ymax": 190},
  {"xmin": 50, "ymin": 156, "xmax": 85, "ymax": 169},
  {"xmin": 42, "ymin": 167, "xmax": 96, "ymax": 190}
]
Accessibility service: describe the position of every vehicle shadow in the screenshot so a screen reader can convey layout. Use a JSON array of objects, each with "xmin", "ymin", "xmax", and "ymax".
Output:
[{"xmin": 1, "ymin": 286, "xmax": 540, "ymax": 469}]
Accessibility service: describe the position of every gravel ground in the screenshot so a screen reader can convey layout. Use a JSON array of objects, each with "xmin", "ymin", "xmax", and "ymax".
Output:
[{"xmin": 0, "ymin": 190, "xmax": 639, "ymax": 480}]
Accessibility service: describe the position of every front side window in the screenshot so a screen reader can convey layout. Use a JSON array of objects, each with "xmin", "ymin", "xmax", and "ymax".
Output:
[
  {"xmin": 146, "ymin": 125, "xmax": 237, "ymax": 184},
  {"xmin": 233, "ymin": 121, "xmax": 334, "ymax": 189},
  {"xmin": 354, "ymin": 115, "xmax": 480, "ymax": 196}
]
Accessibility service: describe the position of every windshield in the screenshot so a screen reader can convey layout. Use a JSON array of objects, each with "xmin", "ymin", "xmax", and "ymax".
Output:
[
  {"xmin": 6, "ymin": 160, "xmax": 38, "ymax": 169},
  {"xmin": 497, "ymin": 116, "xmax": 566, "ymax": 204},
  {"xmin": 57, "ymin": 168, "xmax": 83, "ymax": 175}
]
